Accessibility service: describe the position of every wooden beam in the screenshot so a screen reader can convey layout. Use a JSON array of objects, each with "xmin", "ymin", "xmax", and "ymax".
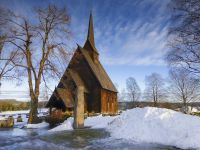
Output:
[{"xmin": 73, "ymin": 86, "xmax": 84, "ymax": 129}]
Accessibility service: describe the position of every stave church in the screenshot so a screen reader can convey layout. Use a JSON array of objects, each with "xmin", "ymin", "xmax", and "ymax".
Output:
[{"xmin": 46, "ymin": 13, "xmax": 118, "ymax": 116}]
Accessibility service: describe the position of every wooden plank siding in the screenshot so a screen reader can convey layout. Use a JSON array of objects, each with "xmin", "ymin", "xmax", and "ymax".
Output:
[{"xmin": 101, "ymin": 89, "xmax": 118, "ymax": 114}]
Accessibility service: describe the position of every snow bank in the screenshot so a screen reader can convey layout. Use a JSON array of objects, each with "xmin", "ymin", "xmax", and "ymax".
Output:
[
  {"xmin": 0, "ymin": 108, "xmax": 48, "ymax": 116},
  {"xmin": 26, "ymin": 121, "xmax": 49, "ymax": 129},
  {"xmin": 0, "ymin": 116, "xmax": 6, "ymax": 120},
  {"xmin": 0, "ymin": 110, "xmax": 29, "ymax": 115},
  {"xmin": 49, "ymin": 118, "xmax": 73, "ymax": 132},
  {"xmin": 85, "ymin": 115, "xmax": 117, "ymax": 128},
  {"xmin": 48, "ymin": 107, "xmax": 200, "ymax": 149},
  {"xmin": 107, "ymin": 107, "xmax": 200, "ymax": 150},
  {"xmin": 49, "ymin": 115, "xmax": 116, "ymax": 132}
]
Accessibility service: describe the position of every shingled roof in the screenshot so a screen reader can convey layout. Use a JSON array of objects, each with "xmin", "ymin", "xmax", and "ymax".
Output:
[
  {"xmin": 56, "ymin": 88, "xmax": 74, "ymax": 108},
  {"xmin": 78, "ymin": 45, "xmax": 118, "ymax": 92},
  {"xmin": 80, "ymin": 13, "xmax": 117, "ymax": 92},
  {"xmin": 46, "ymin": 87, "xmax": 74, "ymax": 109}
]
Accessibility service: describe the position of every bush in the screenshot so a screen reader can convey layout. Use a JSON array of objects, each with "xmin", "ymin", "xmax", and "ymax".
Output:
[
  {"xmin": 0, "ymin": 116, "xmax": 14, "ymax": 128},
  {"xmin": 191, "ymin": 112, "xmax": 200, "ymax": 117},
  {"xmin": 17, "ymin": 115, "xmax": 23, "ymax": 122}
]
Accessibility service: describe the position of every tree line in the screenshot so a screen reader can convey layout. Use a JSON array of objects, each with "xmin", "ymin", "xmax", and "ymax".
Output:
[
  {"xmin": 0, "ymin": 100, "xmax": 47, "ymax": 112},
  {"xmin": 0, "ymin": 101, "xmax": 29, "ymax": 111},
  {"xmin": 120, "ymin": 69, "xmax": 200, "ymax": 113}
]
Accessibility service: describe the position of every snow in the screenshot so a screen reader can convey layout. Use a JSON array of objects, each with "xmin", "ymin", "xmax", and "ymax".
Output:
[
  {"xmin": 11, "ymin": 128, "xmax": 28, "ymax": 136},
  {"xmin": 49, "ymin": 107, "xmax": 200, "ymax": 149},
  {"xmin": 0, "ymin": 109, "xmax": 48, "ymax": 128},
  {"xmin": 49, "ymin": 118, "xmax": 74, "ymax": 132},
  {"xmin": 188, "ymin": 106, "xmax": 200, "ymax": 113},
  {"xmin": 107, "ymin": 107, "xmax": 200, "ymax": 150},
  {"xmin": 0, "ymin": 110, "xmax": 29, "ymax": 115},
  {"xmin": 0, "ymin": 108, "xmax": 48, "ymax": 116},
  {"xmin": 85, "ymin": 115, "xmax": 117, "ymax": 128},
  {"xmin": 48, "ymin": 115, "xmax": 117, "ymax": 132},
  {"xmin": 26, "ymin": 121, "xmax": 49, "ymax": 129},
  {"xmin": 0, "ymin": 116, "xmax": 6, "ymax": 120},
  {"xmin": 1, "ymin": 107, "xmax": 200, "ymax": 149}
]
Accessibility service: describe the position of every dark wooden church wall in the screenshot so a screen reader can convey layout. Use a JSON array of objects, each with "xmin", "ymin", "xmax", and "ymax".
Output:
[
  {"xmin": 91, "ymin": 88, "xmax": 101, "ymax": 113},
  {"xmin": 69, "ymin": 49, "xmax": 101, "ymax": 113}
]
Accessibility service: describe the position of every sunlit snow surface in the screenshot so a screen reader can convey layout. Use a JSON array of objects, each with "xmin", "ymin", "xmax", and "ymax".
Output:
[
  {"xmin": 50, "ymin": 107, "xmax": 200, "ymax": 149},
  {"xmin": 107, "ymin": 107, "xmax": 200, "ymax": 149}
]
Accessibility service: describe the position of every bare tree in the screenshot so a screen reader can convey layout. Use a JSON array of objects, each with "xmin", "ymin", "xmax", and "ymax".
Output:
[
  {"xmin": 144, "ymin": 73, "xmax": 166, "ymax": 106},
  {"xmin": 167, "ymin": 0, "xmax": 200, "ymax": 76},
  {"xmin": 169, "ymin": 68, "xmax": 200, "ymax": 113},
  {"xmin": 118, "ymin": 88, "xmax": 128, "ymax": 102},
  {"xmin": 0, "ymin": 8, "xmax": 19, "ymax": 87},
  {"xmin": 126, "ymin": 77, "xmax": 141, "ymax": 106},
  {"xmin": 1, "ymin": 5, "xmax": 71, "ymax": 123}
]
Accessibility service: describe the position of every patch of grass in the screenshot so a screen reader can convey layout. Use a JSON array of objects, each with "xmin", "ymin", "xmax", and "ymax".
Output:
[{"xmin": 190, "ymin": 112, "xmax": 200, "ymax": 117}]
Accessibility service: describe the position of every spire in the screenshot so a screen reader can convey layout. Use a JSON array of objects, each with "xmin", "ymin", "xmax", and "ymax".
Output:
[
  {"xmin": 87, "ymin": 12, "xmax": 95, "ymax": 46},
  {"xmin": 84, "ymin": 12, "xmax": 99, "ymax": 56}
]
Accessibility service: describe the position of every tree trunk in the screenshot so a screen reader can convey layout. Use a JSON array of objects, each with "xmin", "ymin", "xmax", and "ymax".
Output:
[
  {"xmin": 28, "ymin": 98, "xmax": 40, "ymax": 124},
  {"xmin": 183, "ymin": 99, "xmax": 187, "ymax": 114},
  {"xmin": 153, "ymin": 95, "xmax": 157, "ymax": 107}
]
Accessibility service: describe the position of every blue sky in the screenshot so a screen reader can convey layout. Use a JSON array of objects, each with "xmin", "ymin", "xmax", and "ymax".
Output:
[{"xmin": 0, "ymin": 0, "xmax": 171, "ymax": 100}]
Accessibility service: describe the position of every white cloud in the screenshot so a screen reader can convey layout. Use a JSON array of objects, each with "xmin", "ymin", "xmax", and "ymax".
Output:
[
  {"xmin": 96, "ymin": 19, "xmax": 169, "ymax": 66},
  {"xmin": 3, "ymin": 0, "xmax": 169, "ymax": 67},
  {"xmin": 92, "ymin": 1, "xmax": 170, "ymax": 66}
]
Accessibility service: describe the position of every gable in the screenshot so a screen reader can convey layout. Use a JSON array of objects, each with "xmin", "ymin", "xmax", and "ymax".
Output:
[{"xmin": 78, "ymin": 46, "xmax": 118, "ymax": 93}]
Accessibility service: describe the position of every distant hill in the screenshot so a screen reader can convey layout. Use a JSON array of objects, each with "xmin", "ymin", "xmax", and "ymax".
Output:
[{"xmin": 0, "ymin": 99, "xmax": 17, "ymax": 102}]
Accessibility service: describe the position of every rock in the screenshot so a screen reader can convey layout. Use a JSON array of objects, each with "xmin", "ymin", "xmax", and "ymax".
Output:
[
  {"xmin": 17, "ymin": 115, "xmax": 23, "ymax": 122},
  {"xmin": 0, "ymin": 116, "xmax": 14, "ymax": 128}
]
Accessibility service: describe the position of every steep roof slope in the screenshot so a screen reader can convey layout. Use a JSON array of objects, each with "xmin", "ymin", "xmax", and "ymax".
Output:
[
  {"xmin": 79, "ymin": 46, "xmax": 118, "ymax": 92},
  {"xmin": 81, "ymin": 12, "xmax": 117, "ymax": 93}
]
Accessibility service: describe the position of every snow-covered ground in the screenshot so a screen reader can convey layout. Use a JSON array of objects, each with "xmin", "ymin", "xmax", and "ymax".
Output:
[
  {"xmin": 85, "ymin": 115, "xmax": 117, "ymax": 128},
  {"xmin": 48, "ymin": 107, "xmax": 200, "ymax": 149},
  {"xmin": 49, "ymin": 118, "xmax": 74, "ymax": 132},
  {"xmin": 0, "ymin": 108, "xmax": 48, "ymax": 116},
  {"xmin": 48, "ymin": 115, "xmax": 117, "ymax": 132},
  {"xmin": 0, "ymin": 110, "xmax": 29, "ymax": 116},
  {"xmin": 26, "ymin": 121, "xmax": 49, "ymax": 129},
  {"xmin": 1, "ymin": 107, "xmax": 200, "ymax": 149},
  {"xmin": 107, "ymin": 107, "xmax": 200, "ymax": 149},
  {"xmin": 0, "ymin": 116, "xmax": 6, "ymax": 120},
  {"xmin": 0, "ymin": 108, "xmax": 48, "ymax": 128}
]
